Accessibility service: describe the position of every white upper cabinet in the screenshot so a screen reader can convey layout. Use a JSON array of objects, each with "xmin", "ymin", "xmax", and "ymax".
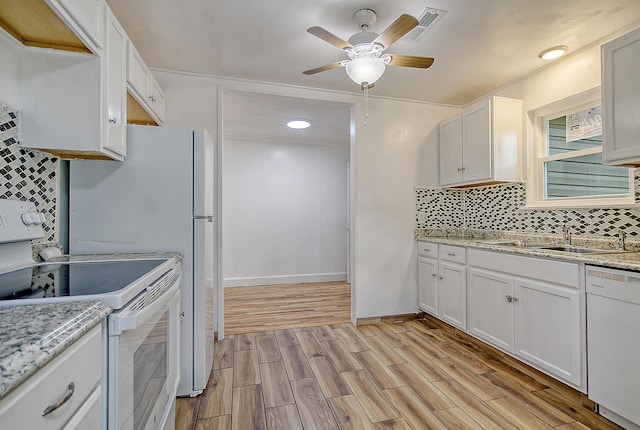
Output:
[
  {"xmin": 9, "ymin": 0, "xmax": 165, "ymax": 159},
  {"xmin": 0, "ymin": 0, "xmax": 103, "ymax": 54},
  {"xmin": 126, "ymin": 41, "xmax": 166, "ymax": 125},
  {"xmin": 602, "ymin": 27, "xmax": 640, "ymax": 167},
  {"xmin": 439, "ymin": 96, "xmax": 523, "ymax": 187},
  {"xmin": 104, "ymin": 7, "xmax": 127, "ymax": 157},
  {"xmin": 19, "ymin": 5, "xmax": 127, "ymax": 160}
]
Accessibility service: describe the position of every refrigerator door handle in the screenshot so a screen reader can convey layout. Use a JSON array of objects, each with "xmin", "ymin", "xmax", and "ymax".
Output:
[{"xmin": 194, "ymin": 215, "xmax": 214, "ymax": 222}]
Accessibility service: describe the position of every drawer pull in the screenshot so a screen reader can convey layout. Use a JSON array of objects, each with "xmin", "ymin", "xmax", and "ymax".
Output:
[
  {"xmin": 42, "ymin": 382, "xmax": 75, "ymax": 416},
  {"xmin": 447, "ymin": 253, "xmax": 456, "ymax": 257}
]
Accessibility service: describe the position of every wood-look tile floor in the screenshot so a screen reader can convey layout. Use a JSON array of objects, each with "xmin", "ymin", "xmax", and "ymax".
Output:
[
  {"xmin": 176, "ymin": 317, "xmax": 622, "ymax": 430},
  {"xmin": 224, "ymin": 282, "xmax": 351, "ymax": 335}
]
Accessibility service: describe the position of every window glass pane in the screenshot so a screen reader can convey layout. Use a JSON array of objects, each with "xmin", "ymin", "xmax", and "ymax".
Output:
[
  {"xmin": 544, "ymin": 152, "xmax": 629, "ymax": 198},
  {"xmin": 547, "ymin": 116, "xmax": 602, "ymax": 155}
]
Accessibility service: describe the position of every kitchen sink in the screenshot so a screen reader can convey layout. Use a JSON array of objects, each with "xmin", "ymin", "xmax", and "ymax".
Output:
[
  {"xmin": 480, "ymin": 240, "xmax": 552, "ymax": 248},
  {"xmin": 481, "ymin": 241, "xmax": 628, "ymax": 254},
  {"xmin": 539, "ymin": 245, "xmax": 627, "ymax": 254}
]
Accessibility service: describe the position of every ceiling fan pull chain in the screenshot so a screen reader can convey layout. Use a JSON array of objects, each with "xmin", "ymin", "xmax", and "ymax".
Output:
[{"xmin": 363, "ymin": 83, "xmax": 369, "ymax": 127}]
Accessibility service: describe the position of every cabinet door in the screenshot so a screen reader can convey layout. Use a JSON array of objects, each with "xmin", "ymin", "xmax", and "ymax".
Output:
[
  {"xmin": 438, "ymin": 261, "xmax": 466, "ymax": 329},
  {"xmin": 127, "ymin": 41, "xmax": 150, "ymax": 102},
  {"xmin": 418, "ymin": 257, "xmax": 438, "ymax": 315},
  {"xmin": 103, "ymin": 8, "xmax": 127, "ymax": 158},
  {"xmin": 439, "ymin": 114, "xmax": 463, "ymax": 186},
  {"xmin": 149, "ymin": 75, "xmax": 166, "ymax": 123},
  {"xmin": 462, "ymin": 99, "xmax": 492, "ymax": 183},
  {"xmin": 602, "ymin": 27, "xmax": 640, "ymax": 166},
  {"xmin": 514, "ymin": 278, "xmax": 582, "ymax": 387},
  {"xmin": 468, "ymin": 268, "xmax": 514, "ymax": 352}
]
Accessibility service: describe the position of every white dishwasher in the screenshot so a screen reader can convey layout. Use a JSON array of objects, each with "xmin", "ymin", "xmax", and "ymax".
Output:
[{"xmin": 586, "ymin": 266, "xmax": 640, "ymax": 430}]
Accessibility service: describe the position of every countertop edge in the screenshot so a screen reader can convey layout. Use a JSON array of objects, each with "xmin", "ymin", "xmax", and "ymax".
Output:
[
  {"xmin": 415, "ymin": 234, "xmax": 640, "ymax": 271},
  {"xmin": 0, "ymin": 301, "xmax": 111, "ymax": 400}
]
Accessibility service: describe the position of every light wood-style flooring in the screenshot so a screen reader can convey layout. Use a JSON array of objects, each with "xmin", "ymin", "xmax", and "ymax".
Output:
[
  {"xmin": 224, "ymin": 282, "xmax": 351, "ymax": 335},
  {"xmin": 176, "ymin": 316, "xmax": 621, "ymax": 430}
]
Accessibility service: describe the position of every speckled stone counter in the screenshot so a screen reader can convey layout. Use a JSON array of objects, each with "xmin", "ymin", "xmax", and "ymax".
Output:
[
  {"xmin": 0, "ymin": 301, "xmax": 111, "ymax": 399},
  {"xmin": 415, "ymin": 228, "xmax": 640, "ymax": 272}
]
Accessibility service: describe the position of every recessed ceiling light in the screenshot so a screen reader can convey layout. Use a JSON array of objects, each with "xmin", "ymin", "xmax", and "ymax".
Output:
[
  {"xmin": 538, "ymin": 45, "xmax": 568, "ymax": 60},
  {"xmin": 286, "ymin": 119, "xmax": 310, "ymax": 129}
]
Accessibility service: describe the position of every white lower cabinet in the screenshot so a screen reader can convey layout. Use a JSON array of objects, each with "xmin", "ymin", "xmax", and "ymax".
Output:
[
  {"xmin": 514, "ymin": 278, "xmax": 581, "ymax": 387},
  {"xmin": 468, "ymin": 268, "xmax": 514, "ymax": 351},
  {"xmin": 418, "ymin": 242, "xmax": 466, "ymax": 330},
  {"xmin": 0, "ymin": 325, "xmax": 102, "ymax": 430},
  {"xmin": 418, "ymin": 255, "xmax": 438, "ymax": 315},
  {"xmin": 467, "ymin": 249, "xmax": 584, "ymax": 390}
]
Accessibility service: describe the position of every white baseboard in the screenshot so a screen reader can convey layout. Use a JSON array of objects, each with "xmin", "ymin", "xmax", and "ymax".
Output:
[{"xmin": 224, "ymin": 272, "xmax": 347, "ymax": 288}]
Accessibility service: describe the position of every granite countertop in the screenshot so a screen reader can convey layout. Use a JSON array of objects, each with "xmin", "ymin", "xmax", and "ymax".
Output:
[
  {"xmin": 0, "ymin": 301, "xmax": 111, "ymax": 400},
  {"xmin": 416, "ymin": 229, "xmax": 640, "ymax": 272}
]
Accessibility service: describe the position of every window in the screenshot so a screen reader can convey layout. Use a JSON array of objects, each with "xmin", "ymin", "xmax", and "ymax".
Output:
[{"xmin": 527, "ymin": 88, "xmax": 634, "ymax": 208}]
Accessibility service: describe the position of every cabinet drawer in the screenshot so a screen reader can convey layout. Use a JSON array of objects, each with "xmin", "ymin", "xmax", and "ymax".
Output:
[
  {"xmin": 418, "ymin": 242, "xmax": 438, "ymax": 258},
  {"xmin": 440, "ymin": 245, "xmax": 466, "ymax": 264},
  {"xmin": 468, "ymin": 249, "xmax": 579, "ymax": 288},
  {"xmin": 0, "ymin": 325, "xmax": 102, "ymax": 430}
]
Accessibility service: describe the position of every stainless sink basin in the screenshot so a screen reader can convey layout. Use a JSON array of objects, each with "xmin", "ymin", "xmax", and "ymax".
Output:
[
  {"xmin": 539, "ymin": 245, "xmax": 626, "ymax": 254},
  {"xmin": 481, "ymin": 240, "xmax": 552, "ymax": 248},
  {"xmin": 481, "ymin": 241, "xmax": 628, "ymax": 254}
]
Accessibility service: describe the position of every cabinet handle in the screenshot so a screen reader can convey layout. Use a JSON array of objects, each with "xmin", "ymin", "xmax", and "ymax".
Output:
[
  {"xmin": 42, "ymin": 382, "xmax": 75, "ymax": 416},
  {"xmin": 439, "ymin": 276, "xmax": 444, "ymax": 280},
  {"xmin": 457, "ymin": 167, "xmax": 466, "ymax": 171},
  {"xmin": 447, "ymin": 253, "xmax": 456, "ymax": 257},
  {"xmin": 432, "ymin": 273, "xmax": 437, "ymax": 277},
  {"xmin": 149, "ymin": 95, "xmax": 157, "ymax": 103},
  {"xmin": 108, "ymin": 118, "xmax": 117, "ymax": 124},
  {"xmin": 513, "ymin": 297, "xmax": 518, "ymax": 303},
  {"xmin": 506, "ymin": 295, "xmax": 513, "ymax": 303}
]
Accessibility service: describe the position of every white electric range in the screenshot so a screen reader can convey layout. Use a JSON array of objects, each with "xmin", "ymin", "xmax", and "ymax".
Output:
[{"xmin": 0, "ymin": 198, "xmax": 181, "ymax": 430}]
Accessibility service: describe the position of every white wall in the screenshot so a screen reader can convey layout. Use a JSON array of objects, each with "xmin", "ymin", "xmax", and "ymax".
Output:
[
  {"xmin": 223, "ymin": 138, "xmax": 349, "ymax": 286},
  {"xmin": 0, "ymin": 32, "xmax": 20, "ymax": 107},
  {"xmin": 353, "ymin": 98, "xmax": 457, "ymax": 318}
]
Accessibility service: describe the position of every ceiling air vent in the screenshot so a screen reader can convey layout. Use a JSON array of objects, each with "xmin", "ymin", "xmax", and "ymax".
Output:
[{"xmin": 403, "ymin": 7, "xmax": 447, "ymax": 42}]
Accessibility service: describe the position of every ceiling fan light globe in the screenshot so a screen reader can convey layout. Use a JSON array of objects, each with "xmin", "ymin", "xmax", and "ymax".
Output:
[{"xmin": 345, "ymin": 57, "xmax": 385, "ymax": 86}]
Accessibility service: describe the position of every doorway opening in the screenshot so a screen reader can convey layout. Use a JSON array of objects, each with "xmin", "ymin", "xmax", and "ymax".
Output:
[{"xmin": 219, "ymin": 89, "xmax": 354, "ymax": 335}]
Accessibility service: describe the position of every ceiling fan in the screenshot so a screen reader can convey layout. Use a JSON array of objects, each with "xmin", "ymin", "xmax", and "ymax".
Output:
[{"xmin": 303, "ymin": 9, "xmax": 435, "ymax": 89}]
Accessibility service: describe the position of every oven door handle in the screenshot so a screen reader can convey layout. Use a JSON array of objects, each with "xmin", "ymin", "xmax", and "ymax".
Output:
[{"xmin": 110, "ymin": 278, "xmax": 181, "ymax": 335}]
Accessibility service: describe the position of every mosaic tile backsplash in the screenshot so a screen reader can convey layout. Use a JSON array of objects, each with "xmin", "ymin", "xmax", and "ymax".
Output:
[
  {"xmin": 416, "ymin": 180, "xmax": 640, "ymax": 237},
  {"xmin": 0, "ymin": 102, "xmax": 58, "ymax": 243}
]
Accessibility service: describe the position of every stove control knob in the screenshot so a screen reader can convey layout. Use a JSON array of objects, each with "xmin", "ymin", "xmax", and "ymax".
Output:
[{"xmin": 21, "ymin": 212, "xmax": 44, "ymax": 225}]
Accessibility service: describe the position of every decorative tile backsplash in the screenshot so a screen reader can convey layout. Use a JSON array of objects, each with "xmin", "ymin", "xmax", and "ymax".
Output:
[
  {"xmin": 416, "ymin": 180, "xmax": 640, "ymax": 237},
  {"xmin": 0, "ymin": 102, "xmax": 58, "ymax": 243}
]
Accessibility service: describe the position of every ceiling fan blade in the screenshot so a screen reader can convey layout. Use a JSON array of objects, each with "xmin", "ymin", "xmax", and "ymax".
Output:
[
  {"xmin": 382, "ymin": 54, "xmax": 434, "ymax": 69},
  {"xmin": 307, "ymin": 26, "xmax": 353, "ymax": 50},
  {"xmin": 372, "ymin": 14, "xmax": 418, "ymax": 49},
  {"xmin": 302, "ymin": 62, "xmax": 343, "ymax": 75}
]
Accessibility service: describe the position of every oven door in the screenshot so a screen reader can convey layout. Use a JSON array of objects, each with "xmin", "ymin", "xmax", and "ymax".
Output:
[{"xmin": 108, "ymin": 279, "xmax": 181, "ymax": 430}]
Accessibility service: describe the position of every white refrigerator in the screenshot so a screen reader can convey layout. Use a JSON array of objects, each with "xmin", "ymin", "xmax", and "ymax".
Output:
[{"xmin": 69, "ymin": 125, "xmax": 217, "ymax": 397}]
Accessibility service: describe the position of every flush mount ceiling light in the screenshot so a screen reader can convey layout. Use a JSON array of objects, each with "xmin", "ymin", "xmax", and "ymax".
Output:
[
  {"xmin": 303, "ymin": 9, "xmax": 434, "ymax": 90},
  {"xmin": 539, "ymin": 45, "xmax": 568, "ymax": 60},
  {"xmin": 286, "ymin": 119, "xmax": 310, "ymax": 129}
]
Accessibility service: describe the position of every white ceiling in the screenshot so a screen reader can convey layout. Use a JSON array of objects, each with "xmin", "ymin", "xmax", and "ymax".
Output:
[
  {"xmin": 223, "ymin": 90, "xmax": 351, "ymax": 145},
  {"xmin": 107, "ymin": 0, "xmax": 640, "ymax": 106}
]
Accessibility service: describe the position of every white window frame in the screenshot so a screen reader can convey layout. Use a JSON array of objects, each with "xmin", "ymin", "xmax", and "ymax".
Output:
[{"xmin": 526, "ymin": 87, "xmax": 635, "ymax": 208}]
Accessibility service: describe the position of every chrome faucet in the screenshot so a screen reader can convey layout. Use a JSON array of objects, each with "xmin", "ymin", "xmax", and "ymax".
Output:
[
  {"xmin": 618, "ymin": 229, "xmax": 626, "ymax": 251},
  {"xmin": 562, "ymin": 224, "xmax": 572, "ymax": 245}
]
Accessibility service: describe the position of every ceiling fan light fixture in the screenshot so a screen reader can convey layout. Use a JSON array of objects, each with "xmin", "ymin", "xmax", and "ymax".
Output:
[
  {"xmin": 538, "ymin": 45, "xmax": 568, "ymax": 60},
  {"xmin": 286, "ymin": 119, "xmax": 311, "ymax": 129},
  {"xmin": 345, "ymin": 57, "xmax": 385, "ymax": 86}
]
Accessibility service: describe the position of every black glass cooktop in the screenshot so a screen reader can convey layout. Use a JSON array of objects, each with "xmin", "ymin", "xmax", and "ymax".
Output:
[{"xmin": 0, "ymin": 259, "xmax": 166, "ymax": 301}]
